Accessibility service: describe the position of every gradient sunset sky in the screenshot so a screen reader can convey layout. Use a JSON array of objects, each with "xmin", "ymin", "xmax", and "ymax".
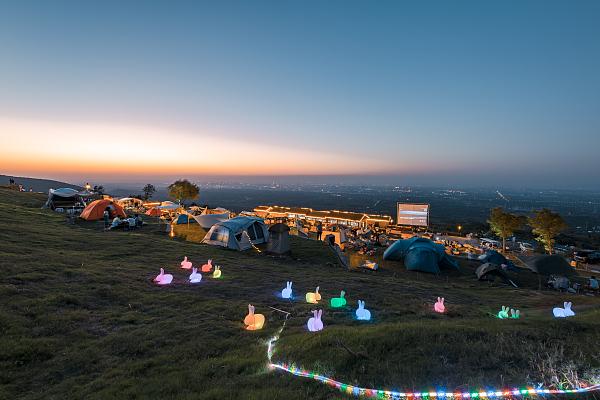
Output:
[{"xmin": 1, "ymin": 1, "xmax": 599, "ymax": 187}]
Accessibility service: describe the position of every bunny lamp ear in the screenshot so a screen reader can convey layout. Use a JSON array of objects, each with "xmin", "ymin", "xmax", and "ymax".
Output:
[
  {"xmin": 441, "ymin": 298, "xmax": 445, "ymax": 303},
  {"xmin": 318, "ymin": 309, "xmax": 322, "ymax": 319},
  {"xmin": 315, "ymin": 286, "xmax": 320, "ymax": 293},
  {"xmin": 160, "ymin": 268, "xmax": 164, "ymax": 274}
]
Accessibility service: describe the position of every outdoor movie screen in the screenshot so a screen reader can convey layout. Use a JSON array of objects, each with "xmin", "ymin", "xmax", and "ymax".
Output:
[{"xmin": 396, "ymin": 203, "xmax": 429, "ymax": 227}]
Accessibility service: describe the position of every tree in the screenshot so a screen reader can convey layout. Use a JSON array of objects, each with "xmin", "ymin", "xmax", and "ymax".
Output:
[
  {"xmin": 142, "ymin": 184, "xmax": 156, "ymax": 201},
  {"xmin": 167, "ymin": 179, "xmax": 199, "ymax": 204},
  {"xmin": 488, "ymin": 207, "xmax": 525, "ymax": 252},
  {"xmin": 528, "ymin": 208, "xmax": 567, "ymax": 254}
]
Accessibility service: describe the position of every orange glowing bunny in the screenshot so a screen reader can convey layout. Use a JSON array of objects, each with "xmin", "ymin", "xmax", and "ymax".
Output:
[
  {"xmin": 243, "ymin": 304, "xmax": 265, "ymax": 331},
  {"xmin": 305, "ymin": 286, "xmax": 321, "ymax": 304},
  {"xmin": 201, "ymin": 259, "xmax": 213, "ymax": 273}
]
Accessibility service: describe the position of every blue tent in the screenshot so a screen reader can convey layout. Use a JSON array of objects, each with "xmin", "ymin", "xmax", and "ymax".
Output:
[
  {"xmin": 383, "ymin": 237, "xmax": 459, "ymax": 273},
  {"xmin": 173, "ymin": 214, "xmax": 197, "ymax": 224}
]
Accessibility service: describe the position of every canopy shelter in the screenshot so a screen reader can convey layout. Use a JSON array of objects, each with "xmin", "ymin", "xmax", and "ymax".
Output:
[
  {"xmin": 266, "ymin": 223, "xmax": 291, "ymax": 255},
  {"xmin": 191, "ymin": 212, "xmax": 229, "ymax": 228},
  {"xmin": 202, "ymin": 216, "xmax": 269, "ymax": 251},
  {"xmin": 116, "ymin": 197, "xmax": 144, "ymax": 208},
  {"xmin": 531, "ymin": 255, "xmax": 575, "ymax": 276},
  {"xmin": 383, "ymin": 237, "xmax": 459, "ymax": 274},
  {"xmin": 475, "ymin": 263, "xmax": 518, "ymax": 287},
  {"xmin": 80, "ymin": 199, "xmax": 126, "ymax": 221},
  {"xmin": 44, "ymin": 188, "xmax": 91, "ymax": 210}
]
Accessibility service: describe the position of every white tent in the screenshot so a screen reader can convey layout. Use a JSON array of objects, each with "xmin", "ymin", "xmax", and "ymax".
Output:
[
  {"xmin": 44, "ymin": 188, "xmax": 90, "ymax": 210},
  {"xmin": 202, "ymin": 216, "xmax": 269, "ymax": 250}
]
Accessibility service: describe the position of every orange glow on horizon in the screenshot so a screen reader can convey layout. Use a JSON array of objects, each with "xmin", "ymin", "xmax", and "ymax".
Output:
[{"xmin": 0, "ymin": 116, "xmax": 442, "ymax": 180}]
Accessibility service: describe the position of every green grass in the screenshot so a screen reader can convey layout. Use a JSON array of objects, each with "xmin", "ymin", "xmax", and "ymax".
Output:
[{"xmin": 1, "ymin": 188, "xmax": 599, "ymax": 399}]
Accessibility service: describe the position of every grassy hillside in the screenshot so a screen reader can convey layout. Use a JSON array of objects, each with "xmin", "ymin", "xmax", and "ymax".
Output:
[
  {"xmin": 0, "ymin": 174, "xmax": 82, "ymax": 192},
  {"xmin": 1, "ymin": 188, "xmax": 599, "ymax": 399}
]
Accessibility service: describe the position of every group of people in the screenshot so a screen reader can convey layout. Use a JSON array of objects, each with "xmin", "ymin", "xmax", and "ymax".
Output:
[
  {"xmin": 103, "ymin": 210, "xmax": 143, "ymax": 230},
  {"xmin": 547, "ymin": 274, "xmax": 599, "ymax": 294}
]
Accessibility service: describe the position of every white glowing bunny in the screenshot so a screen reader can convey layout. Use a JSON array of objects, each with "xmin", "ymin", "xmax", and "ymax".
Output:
[
  {"xmin": 281, "ymin": 281, "xmax": 293, "ymax": 299},
  {"xmin": 154, "ymin": 268, "xmax": 173, "ymax": 285},
  {"xmin": 553, "ymin": 301, "xmax": 574, "ymax": 318},
  {"xmin": 307, "ymin": 309, "xmax": 323, "ymax": 332},
  {"xmin": 355, "ymin": 300, "xmax": 371, "ymax": 321},
  {"xmin": 434, "ymin": 297, "xmax": 445, "ymax": 313},
  {"xmin": 189, "ymin": 267, "xmax": 202, "ymax": 283},
  {"xmin": 180, "ymin": 256, "xmax": 192, "ymax": 270}
]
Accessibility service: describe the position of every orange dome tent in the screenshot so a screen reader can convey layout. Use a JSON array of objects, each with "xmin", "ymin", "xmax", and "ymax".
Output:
[
  {"xmin": 145, "ymin": 207, "xmax": 162, "ymax": 217},
  {"xmin": 80, "ymin": 199, "xmax": 126, "ymax": 221}
]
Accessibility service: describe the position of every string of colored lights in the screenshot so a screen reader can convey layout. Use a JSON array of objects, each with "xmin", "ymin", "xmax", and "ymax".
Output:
[{"xmin": 266, "ymin": 327, "xmax": 600, "ymax": 398}]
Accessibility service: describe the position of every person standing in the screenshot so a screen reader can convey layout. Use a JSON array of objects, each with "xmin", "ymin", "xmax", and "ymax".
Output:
[
  {"xmin": 103, "ymin": 209, "xmax": 110, "ymax": 229},
  {"xmin": 316, "ymin": 221, "xmax": 323, "ymax": 241}
]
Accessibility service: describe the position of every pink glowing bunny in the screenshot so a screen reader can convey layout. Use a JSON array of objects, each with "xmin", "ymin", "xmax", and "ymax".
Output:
[
  {"xmin": 154, "ymin": 268, "xmax": 173, "ymax": 285},
  {"xmin": 180, "ymin": 256, "xmax": 192, "ymax": 270},
  {"xmin": 434, "ymin": 297, "xmax": 445, "ymax": 313}
]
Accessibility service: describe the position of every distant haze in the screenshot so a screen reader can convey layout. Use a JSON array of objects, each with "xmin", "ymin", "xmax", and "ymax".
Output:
[{"xmin": 1, "ymin": 2, "xmax": 599, "ymax": 189}]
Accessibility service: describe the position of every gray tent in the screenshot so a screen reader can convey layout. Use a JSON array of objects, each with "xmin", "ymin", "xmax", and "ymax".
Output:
[
  {"xmin": 531, "ymin": 255, "xmax": 575, "ymax": 276},
  {"xmin": 475, "ymin": 263, "xmax": 518, "ymax": 287},
  {"xmin": 202, "ymin": 216, "xmax": 269, "ymax": 250},
  {"xmin": 44, "ymin": 188, "xmax": 90, "ymax": 210},
  {"xmin": 266, "ymin": 223, "xmax": 291, "ymax": 255}
]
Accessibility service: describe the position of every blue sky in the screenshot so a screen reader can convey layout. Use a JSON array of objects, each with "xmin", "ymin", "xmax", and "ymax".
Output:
[{"xmin": 1, "ymin": 1, "xmax": 599, "ymax": 188}]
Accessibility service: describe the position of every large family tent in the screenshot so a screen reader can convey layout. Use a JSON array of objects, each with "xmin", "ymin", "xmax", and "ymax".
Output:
[
  {"xmin": 202, "ymin": 216, "xmax": 269, "ymax": 250},
  {"xmin": 80, "ymin": 199, "xmax": 126, "ymax": 221},
  {"xmin": 116, "ymin": 197, "xmax": 144, "ymax": 208},
  {"xmin": 383, "ymin": 237, "xmax": 459, "ymax": 273},
  {"xmin": 44, "ymin": 188, "xmax": 89, "ymax": 210}
]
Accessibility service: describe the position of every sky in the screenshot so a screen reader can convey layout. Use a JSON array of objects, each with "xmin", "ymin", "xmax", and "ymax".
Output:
[{"xmin": 1, "ymin": 1, "xmax": 599, "ymax": 188}]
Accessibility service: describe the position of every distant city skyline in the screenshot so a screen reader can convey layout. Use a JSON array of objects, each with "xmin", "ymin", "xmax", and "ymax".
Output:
[{"xmin": 1, "ymin": 1, "xmax": 599, "ymax": 188}]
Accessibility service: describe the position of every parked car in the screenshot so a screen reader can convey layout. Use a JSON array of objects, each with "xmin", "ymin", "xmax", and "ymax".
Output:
[{"xmin": 519, "ymin": 242, "xmax": 535, "ymax": 252}]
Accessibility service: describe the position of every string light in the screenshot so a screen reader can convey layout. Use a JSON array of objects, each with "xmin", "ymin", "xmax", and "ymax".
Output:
[{"xmin": 266, "ymin": 327, "xmax": 600, "ymax": 398}]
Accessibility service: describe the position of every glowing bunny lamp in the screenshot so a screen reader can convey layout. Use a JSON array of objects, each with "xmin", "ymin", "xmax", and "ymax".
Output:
[
  {"xmin": 305, "ymin": 286, "xmax": 321, "ymax": 304},
  {"xmin": 281, "ymin": 281, "xmax": 293, "ymax": 299},
  {"xmin": 497, "ymin": 306, "xmax": 509, "ymax": 319},
  {"xmin": 154, "ymin": 268, "xmax": 173, "ymax": 285},
  {"xmin": 189, "ymin": 267, "xmax": 202, "ymax": 283},
  {"xmin": 201, "ymin": 259, "xmax": 213, "ymax": 273},
  {"xmin": 510, "ymin": 308, "xmax": 520, "ymax": 319},
  {"xmin": 212, "ymin": 265, "xmax": 222, "ymax": 279},
  {"xmin": 180, "ymin": 256, "xmax": 192, "ymax": 270},
  {"xmin": 434, "ymin": 297, "xmax": 445, "ymax": 313},
  {"xmin": 244, "ymin": 304, "xmax": 265, "ymax": 331},
  {"xmin": 553, "ymin": 302, "xmax": 575, "ymax": 318},
  {"xmin": 355, "ymin": 300, "xmax": 371, "ymax": 321},
  {"xmin": 330, "ymin": 290, "xmax": 347, "ymax": 308},
  {"xmin": 307, "ymin": 309, "xmax": 324, "ymax": 332}
]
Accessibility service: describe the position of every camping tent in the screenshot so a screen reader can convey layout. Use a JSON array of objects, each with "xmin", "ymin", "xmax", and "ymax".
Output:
[
  {"xmin": 191, "ymin": 212, "xmax": 230, "ymax": 229},
  {"xmin": 383, "ymin": 237, "xmax": 459, "ymax": 273},
  {"xmin": 116, "ymin": 197, "xmax": 144, "ymax": 208},
  {"xmin": 478, "ymin": 250, "xmax": 515, "ymax": 269},
  {"xmin": 145, "ymin": 207, "xmax": 162, "ymax": 217},
  {"xmin": 44, "ymin": 188, "xmax": 89, "ymax": 210},
  {"xmin": 531, "ymin": 255, "xmax": 574, "ymax": 276},
  {"xmin": 202, "ymin": 216, "xmax": 269, "ymax": 250},
  {"xmin": 266, "ymin": 223, "xmax": 291, "ymax": 255},
  {"xmin": 172, "ymin": 214, "xmax": 198, "ymax": 224},
  {"xmin": 80, "ymin": 199, "xmax": 126, "ymax": 221},
  {"xmin": 475, "ymin": 263, "xmax": 518, "ymax": 287}
]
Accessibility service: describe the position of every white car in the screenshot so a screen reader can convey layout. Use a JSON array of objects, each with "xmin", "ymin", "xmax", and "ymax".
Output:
[{"xmin": 519, "ymin": 242, "xmax": 534, "ymax": 252}]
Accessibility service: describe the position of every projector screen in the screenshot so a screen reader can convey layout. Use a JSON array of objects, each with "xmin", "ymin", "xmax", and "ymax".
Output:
[{"xmin": 396, "ymin": 203, "xmax": 429, "ymax": 227}]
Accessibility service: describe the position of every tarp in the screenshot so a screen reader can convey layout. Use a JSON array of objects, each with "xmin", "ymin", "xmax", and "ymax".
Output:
[
  {"xmin": 80, "ymin": 199, "xmax": 126, "ymax": 220},
  {"xmin": 202, "ymin": 216, "xmax": 269, "ymax": 250},
  {"xmin": 383, "ymin": 237, "xmax": 459, "ymax": 274},
  {"xmin": 531, "ymin": 255, "xmax": 575, "ymax": 276},
  {"xmin": 191, "ymin": 212, "xmax": 229, "ymax": 229}
]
